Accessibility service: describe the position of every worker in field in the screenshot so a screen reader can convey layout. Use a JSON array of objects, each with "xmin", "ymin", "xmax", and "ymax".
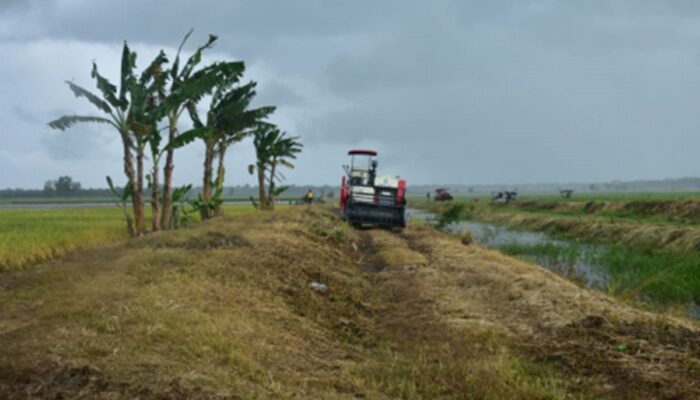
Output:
[{"xmin": 305, "ymin": 189, "xmax": 314, "ymax": 204}]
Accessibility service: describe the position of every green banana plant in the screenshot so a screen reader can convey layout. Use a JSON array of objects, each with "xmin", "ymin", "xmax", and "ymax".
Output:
[
  {"xmin": 249, "ymin": 126, "xmax": 303, "ymax": 210},
  {"xmin": 106, "ymin": 176, "xmax": 135, "ymax": 237},
  {"xmin": 159, "ymin": 30, "xmax": 245, "ymax": 229},
  {"xmin": 171, "ymin": 184, "xmax": 194, "ymax": 228},
  {"xmin": 49, "ymin": 42, "xmax": 148, "ymax": 235},
  {"xmin": 169, "ymin": 79, "xmax": 275, "ymax": 219}
]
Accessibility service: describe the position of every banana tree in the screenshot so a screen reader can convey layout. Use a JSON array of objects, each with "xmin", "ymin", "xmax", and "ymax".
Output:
[
  {"xmin": 171, "ymin": 184, "xmax": 194, "ymax": 228},
  {"xmin": 106, "ymin": 176, "xmax": 134, "ymax": 236},
  {"xmin": 49, "ymin": 42, "xmax": 148, "ymax": 236},
  {"xmin": 249, "ymin": 126, "xmax": 303, "ymax": 210},
  {"xmin": 209, "ymin": 81, "xmax": 275, "ymax": 216},
  {"xmin": 159, "ymin": 31, "xmax": 244, "ymax": 228},
  {"xmin": 132, "ymin": 50, "xmax": 169, "ymax": 231},
  {"xmin": 170, "ymin": 80, "xmax": 275, "ymax": 219}
]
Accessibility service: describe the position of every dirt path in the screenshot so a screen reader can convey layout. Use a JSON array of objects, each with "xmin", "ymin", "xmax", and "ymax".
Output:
[{"xmin": 1, "ymin": 207, "xmax": 698, "ymax": 399}]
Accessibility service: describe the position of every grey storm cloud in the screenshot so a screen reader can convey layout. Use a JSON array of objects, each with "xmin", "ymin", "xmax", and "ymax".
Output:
[
  {"xmin": 255, "ymin": 81, "xmax": 306, "ymax": 107},
  {"xmin": 1, "ymin": 0, "xmax": 700, "ymax": 188}
]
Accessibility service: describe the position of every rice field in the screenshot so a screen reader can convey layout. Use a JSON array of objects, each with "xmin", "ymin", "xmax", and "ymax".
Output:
[{"xmin": 0, "ymin": 205, "xmax": 257, "ymax": 270}]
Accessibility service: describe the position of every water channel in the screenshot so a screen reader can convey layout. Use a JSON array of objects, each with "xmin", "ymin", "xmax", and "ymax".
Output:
[
  {"xmin": 406, "ymin": 208, "xmax": 700, "ymax": 320},
  {"xmin": 407, "ymin": 208, "xmax": 610, "ymax": 288}
]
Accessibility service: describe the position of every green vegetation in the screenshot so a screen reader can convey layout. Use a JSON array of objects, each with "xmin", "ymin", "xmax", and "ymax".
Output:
[
  {"xmin": 167, "ymin": 68, "xmax": 275, "ymax": 219},
  {"xmin": 249, "ymin": 127, "xmax": 303, "ymax": 210},
  {"xmin": 435, "ymin": 203, "xmax": 468, "ymax": 230},
  {"xmin": 498, "ymin": 241, "xmax": 700, "ymax": 306},
  {"xmin": 48, "ymin": 31, "xmax": 300, "ymax": 236},
  {"xmin": 0, "ymin": 205, "xmax": 256, "ymax": 271}
]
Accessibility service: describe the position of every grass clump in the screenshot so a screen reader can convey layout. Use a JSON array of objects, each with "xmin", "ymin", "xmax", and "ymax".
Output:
[
  {"xmin": 596, "ymin": 246, "xmax": 700, "ymax": 305},
  {"xmin": 460, "ymin": 229, "xmax": 475, "ymax": 245}
]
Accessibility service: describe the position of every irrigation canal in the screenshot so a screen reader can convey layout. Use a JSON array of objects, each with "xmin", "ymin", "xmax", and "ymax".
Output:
[{"xmin": 406, "ymin": 208, "xmax": 700, "ymax": 320}]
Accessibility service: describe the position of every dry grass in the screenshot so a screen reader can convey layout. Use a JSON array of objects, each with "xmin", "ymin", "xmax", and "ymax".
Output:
[
  {"xmin": 1, "ymin": 207, "xmax": 370, "ymax": 397},
  {"xmin": 1, "ymin": 207, "xmax": 698, "ymax": 399},
  {"xmin": 398, "ymin": 225, "xmax": 700, "ymax": 399}
]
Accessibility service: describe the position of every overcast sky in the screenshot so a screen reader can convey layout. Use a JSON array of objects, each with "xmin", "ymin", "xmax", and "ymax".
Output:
[{"xmin": 1, "ymin": 0, "xmax": 700, "ymax": 188}]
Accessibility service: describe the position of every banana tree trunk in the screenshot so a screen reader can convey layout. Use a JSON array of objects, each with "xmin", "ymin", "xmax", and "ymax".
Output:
[
  {"xmin": 121, "ymin": 132, "xmax": 145, "ymax": 236},
  {"xmin": 257, "ymin": 165, "xmax": 268, "ymax": 210},
  {"xmin": 150, "ymin": 155, "xmax": 160, "ymax": 231},
  {"xmin": 136, "ymin": 143, "xmax": 146, "ymax": 235},
  {"xmin": 214, "ymin": 143, "xmax": 227, "ymax": 217},
  {"xmin": 201, "ymin": 141, "xmax": 215, "ymax": 219},
  {"xmin": 160, "ymin": 115, "xmax": 177, "ymax": 229},
  {"xmin": 267, "ymin": 158, "xmax": 277, "ymax": 211}
]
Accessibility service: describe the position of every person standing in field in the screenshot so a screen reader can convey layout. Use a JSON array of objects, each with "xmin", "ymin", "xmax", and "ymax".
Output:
[{"xmin": 305, "ymin": 189, "xmax": 314, "ymax": 204}]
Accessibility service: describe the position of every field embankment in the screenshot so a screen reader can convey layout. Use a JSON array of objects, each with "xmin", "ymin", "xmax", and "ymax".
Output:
[
  {"xmin": 475, "ymin": 207, "xmax": 700, "ymax": 254},
  {"xmin": 1, "ymin": 207, "xmax": 699, "ymax": 399},
  {"xmin": 505, "ymin": 198, "xmax": 700, "ymax": 226},
  {"xmin": 418, "ymin": 199, "xmax": 700, "ymax": 253},
  {"xmin": 414, "ymin": 199, "xmax": 700, "ymax": 313}
]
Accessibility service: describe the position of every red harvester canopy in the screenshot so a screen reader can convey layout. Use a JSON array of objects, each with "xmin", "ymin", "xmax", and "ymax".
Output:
[{"xmin": 348, "ymin": 149, "xmax": 377, "ymax": 156}]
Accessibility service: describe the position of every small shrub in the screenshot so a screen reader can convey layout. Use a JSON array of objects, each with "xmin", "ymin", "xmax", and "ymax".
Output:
[
  {"xmin": 459, "ymin": 230, "xmax": 474, "ymax": 245},
  {"xmin": 435, "ymin": 204, "xmax": 466, "ymax": 230}
]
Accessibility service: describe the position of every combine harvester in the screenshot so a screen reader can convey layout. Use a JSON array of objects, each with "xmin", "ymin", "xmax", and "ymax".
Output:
[
  {"xmin": 434, "ymin": 188, "xmax": 454, "ymax": 201},
  {"xmin": 340, "ymin": 150, "xmax": 407, "ymax": 229}
]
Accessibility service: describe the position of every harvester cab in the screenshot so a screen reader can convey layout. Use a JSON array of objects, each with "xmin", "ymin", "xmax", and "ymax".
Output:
[{"xmin": 340, "ymin": 150, "xmax": 406, "ymax": 228}]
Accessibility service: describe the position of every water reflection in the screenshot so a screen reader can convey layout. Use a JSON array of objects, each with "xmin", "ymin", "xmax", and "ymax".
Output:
[{"xmin": 407, "ymin": 208, "xmax": 609, "ymax": 290}]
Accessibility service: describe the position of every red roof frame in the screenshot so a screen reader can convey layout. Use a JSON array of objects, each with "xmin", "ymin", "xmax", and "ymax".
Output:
[{"xmin": 348, "ymin": 149, "xmax": 377, "ymax": 156}]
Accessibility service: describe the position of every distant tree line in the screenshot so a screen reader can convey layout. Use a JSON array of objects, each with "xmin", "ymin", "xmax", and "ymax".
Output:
[
  {"xmin": 0, "ymin": 181, "xmax": 339, "ymax": 200},
  {"xmin": 43, "ymin": 176, "xmax": 81, "ymax": 196},
  {"xmin": 48, "ymin": 30, "xmax": 302, "ymax": 236},
  {"xmin": 0, "ymin": 176, "xmax": 107, "ymax": 198}
]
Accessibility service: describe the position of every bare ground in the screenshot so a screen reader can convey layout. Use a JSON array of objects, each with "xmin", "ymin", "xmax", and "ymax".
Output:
[{"xmin": 1, "ymin": 207, "xmax": 698, "ymax": 399}]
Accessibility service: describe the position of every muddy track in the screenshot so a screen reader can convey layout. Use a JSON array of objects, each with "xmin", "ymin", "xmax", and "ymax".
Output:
[{"xmin": 364, "ymin": 226, "xmax": 700, "ymax": 399}]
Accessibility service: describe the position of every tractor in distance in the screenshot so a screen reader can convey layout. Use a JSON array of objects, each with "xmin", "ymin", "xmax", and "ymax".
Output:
[
  {"xmin": 340, "ymin": 150, "xmax": 407, "ymax": 229},
  {"xmin": 434, "ymin": 188, "xmax": 454, "ymax": 201}
]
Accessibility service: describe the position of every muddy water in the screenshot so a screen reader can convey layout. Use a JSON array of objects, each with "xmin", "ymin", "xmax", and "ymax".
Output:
[{"xmin": 407, "ymin": 208, "xmax": 610, "ymax": 290}]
